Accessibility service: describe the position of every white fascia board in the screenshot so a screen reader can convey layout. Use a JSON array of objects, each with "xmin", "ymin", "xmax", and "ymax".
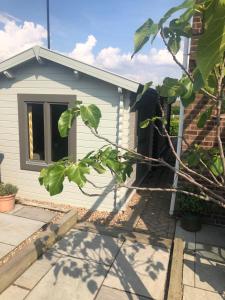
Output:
[
  {"xmin": 39, "ymin": 47, "xmax": 140, "ymax": 93},
  {"xmin": 0, "ymin": 48, "xmax": 35, "ymax": 73}
]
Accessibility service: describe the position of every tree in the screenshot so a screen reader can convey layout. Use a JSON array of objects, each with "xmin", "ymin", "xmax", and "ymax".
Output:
[{"xmin": 39, "ymin": 0, "xmax": 225, "ymax": 207}]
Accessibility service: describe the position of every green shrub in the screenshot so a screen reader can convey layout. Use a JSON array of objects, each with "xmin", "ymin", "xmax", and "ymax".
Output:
[
  {"xmin": 0, "ymin": 183, "xmax": 18, "ymax": 196},
  {"xmin": 177, "ymin": 190, "xmax": 210, "ymax": 215},
  {"xmin": 170, "ymin": 116, "xmax": 179, "ymax": 136},
  {"xmin": 171, "ymin": 105, "xmax": 180, "ymax": 115}
]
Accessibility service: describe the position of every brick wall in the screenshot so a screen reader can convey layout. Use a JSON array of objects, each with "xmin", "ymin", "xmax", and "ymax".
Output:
[{"xmin": 182, "ymin": 14, "xmax": 221, "ymax": 151}]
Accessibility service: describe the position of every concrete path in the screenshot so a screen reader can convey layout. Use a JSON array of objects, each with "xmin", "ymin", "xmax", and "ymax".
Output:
[
  {"xmin": 0, "ymin": 228, "xmax": 171, "ymax": 300},
  {"xmin": 0, "ymin": 205, "xmax": 57, "ymax": 261},
  {"xmin": 176, "ymin": 223, "xmax": 225, "ymax": 299}
]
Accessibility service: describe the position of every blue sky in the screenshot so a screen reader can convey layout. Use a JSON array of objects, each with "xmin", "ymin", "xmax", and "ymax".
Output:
[{"xmin": 0, "ymin": 0, "xmax": 183, "ymax": 83}]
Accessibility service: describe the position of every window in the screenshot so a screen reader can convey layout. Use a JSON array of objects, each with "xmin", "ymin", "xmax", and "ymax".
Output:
[{"xmin": 18, "ymin": 94, "xmax": 76, "ymax": 171}]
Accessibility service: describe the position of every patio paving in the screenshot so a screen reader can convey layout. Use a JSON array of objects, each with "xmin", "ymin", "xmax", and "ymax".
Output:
[
  {"xmin": 12, "ymin": 206, "xmax": 57, "ymax": 223},
  {"xmin": 0, "ymin": 213, "xmax": 44, "ymax": 246},
  {"xmin": 180, "ymin": 222, "xmax": 225, "ymax": 299},
  {"xmin": 0, "ymin": 229, "xmax": 171, "ymax": 300},
  {"xmin": 0, "ymin": 205, "xmax": 57, "ymax": 261}
]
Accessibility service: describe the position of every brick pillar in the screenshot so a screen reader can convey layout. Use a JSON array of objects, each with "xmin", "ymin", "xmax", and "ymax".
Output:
[{"xmin": 182, "ymin": 14, "xmax": 220, "ymax": 151}]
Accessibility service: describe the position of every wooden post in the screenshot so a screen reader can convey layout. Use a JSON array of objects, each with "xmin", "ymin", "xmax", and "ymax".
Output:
[{"xmin": 27, "ymin": 105, "xmax": 34, "ymax": 160}]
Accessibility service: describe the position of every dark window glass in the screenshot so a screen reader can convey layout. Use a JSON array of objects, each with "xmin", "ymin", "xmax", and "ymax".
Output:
[
  {"xmin": 27, "ymin": 103, "xmax": 45, "ymax": 161},
  {"xmin": 51, "ymin": 104, "xmax": 68, "ymax": 161}
]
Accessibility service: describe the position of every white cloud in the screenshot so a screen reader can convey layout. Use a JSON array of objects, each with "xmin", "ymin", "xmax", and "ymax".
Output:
[
  {"xmin": 68, "ymin": 35, "xmax": 97, "ymax": 65},
  {"xmin": 68, "ymin": 35, "xmax": 183, "ymax": 84},
  {"xmin": 0, "ymin": 13, "xmax": 182, "ymax": 85},
  {"xmin": 0, "ymin": 13, "xmax": 46, "ymax": 61}
]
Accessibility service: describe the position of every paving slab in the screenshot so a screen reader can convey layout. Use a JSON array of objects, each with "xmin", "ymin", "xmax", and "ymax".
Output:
[
  {"xmin": 25, "ymin": 256, "xmax": 109, "ymax": 300},
  {"xmin": 0, "ymin": 243, "xmax": 14, "ymax": 260},
  {"xmin": 53, "ymin": 229, "xmax": 122, "ymax": 265},
  {"xmin": 103, "ymin": 240, "xmax": 170, "ymax": 300},
  {"xmin": 96, "ymin": 285, "xmax": 151, "ymax": 300},
  {"xmin": 0, "ymin": 285, "xmax": 29, "ymax": 300},
  {"xmin": 175, "ymin": 222, "xmax": 195, "ymax": 250},
  {"xmin": 183, "ymin": 253, "xmax": 195, "ymax": 287},
  {"xmin": 15, "ymin": 250, "xmax": 62, "ymax": 290},
  {"xmin": 195, "ymin": 243, "xmax": 225, "ymax": 263},
  {"xmin": 183, "ymin": 285, "xmax": 223, "ymax": 300},
  {"xmin": 6, "ymin": 204, "xmax": 23, "ymax": 215},
  {"xmin": 195, "ymin": 255, "xmax": 225, "ymax": 294},
  {"xmin": 0, "ymin": 213, "xmax": 44, "ymax": 245},
  {"xmin": 196, "ymin": 225, "xmax": 225, "ymax": 248},
  {"xmin": 13, "ymin": 206, "xmax": 56, "ymax": 223}
]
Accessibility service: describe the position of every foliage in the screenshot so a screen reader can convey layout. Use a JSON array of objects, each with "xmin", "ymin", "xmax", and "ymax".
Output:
[
  {"xmin": 178, "ymin": 190, "xmax": 208, "ymax": 215},
  {"xmin": 39, "ymin": 103, "xmax": 133, "ymax": 196},
  {"xmin": 170, "ymin": 116, "xmax": 179, "ymax": 136},
  {"xmin": 171, "ymin": 104, "xmax": 180, "ymax": 115},
  {"xmin": 40, "ymin": 0, "xmax": 225, "ymax": 208},
  {"xmin": 0, "ymin": 183, "xmax": 18, "ymax": 196}
]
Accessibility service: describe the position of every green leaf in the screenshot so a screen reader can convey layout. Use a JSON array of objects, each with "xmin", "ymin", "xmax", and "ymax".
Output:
[
  {"xmin": 180, "ymin": 76, "xmax": 195, "ymax": 107},
  {"xmin": 158, "ymin": 0, "xmax": 194, "ymax": 28},
  {"xmin": 209, "ymin": 155, "xmax": 224, "ymax": 176},
  {"xmin": 58, "ymin": 109, "xmax": 76, "ymax": 138},
  {"xmin": 91, "ymin": 162, "xmax": 106, "ymax": 174},
  {"xmin": 132, "ymin": 19, "xmax": 158, "ymax": 57},
  {"xmin": 159, "ymin": 77, "xmax": 186, "ymax": 98},
  {"xmin": 168, "ymin": 35, "xmax": 181, "ymax": 55},
  {"xmin": 66, "ymin": 163, "xmax": 90, "ymax": 188},
  {"xmin": 193, "ymin": 68, "xmax": 205, "ymax": 91},
  {"xmin": 43, "ymin": 165, "xmax": 65, "ymax": 196},
  {"xmin": 135, "ymin": 81, "xmax": 153, "ymax": 104},
  {"xmin": 140, "ymin": 119, "xmax": 150, "ymax": 128},
  {"xmin": 80, "ymin": 104, "xmax": 101, "ymax": 129},
  {"xmin": 39, "ymin": 168, "xmax": 48, "ymax": 186},
  {"xmin": 197, "ymin": 0, "xmax": 225, "ymax": 80},
  {"xmin": 186, "ymin": 151, "xmax": 200, "ymax": 167},
  {"xmin": 197, "ymin": 106, "xmax": 213, "ymax": 128}
]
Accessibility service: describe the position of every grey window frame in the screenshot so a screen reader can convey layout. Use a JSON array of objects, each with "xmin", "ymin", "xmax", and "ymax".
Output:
[{"xmin": 18, "ymin": 94, "xmax": 76, "ymax": 171}]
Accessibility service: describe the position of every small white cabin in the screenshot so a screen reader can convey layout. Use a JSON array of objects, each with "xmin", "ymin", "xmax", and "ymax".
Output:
[{"xmin": 0, "ymin": 46, "xmax": 144, "ymax": 211}]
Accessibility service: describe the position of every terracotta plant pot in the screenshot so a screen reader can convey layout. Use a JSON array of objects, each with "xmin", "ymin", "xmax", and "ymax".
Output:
[{"xmin": 0, "ymin": 194, "xmax": 16, "ymax": 212}]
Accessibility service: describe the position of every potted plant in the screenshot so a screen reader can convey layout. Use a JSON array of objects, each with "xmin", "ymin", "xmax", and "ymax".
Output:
[
  {"xmin": 178, "ymin": 191, "xmax": 206, "ymax": 232},
  {"xmin": 0, "ymin": 183, "xmax": 18, "ymax": 212}
]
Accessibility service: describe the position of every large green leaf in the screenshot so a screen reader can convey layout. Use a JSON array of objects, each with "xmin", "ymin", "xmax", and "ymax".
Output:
[
  {"xmin": 132, "ymin": 19, "xmax": 158, "ymax": 57},
  {"xmin": 197, "ymin": 0, "xmax": 225, "ymax": 80},
  {"xmin": 58, "ymin": 109, "xmax": 77, "ymax": 138},
  {"xmin": 66, "ymin": 163, "xmax": 90, "ymax": 188},
  {"xmin": 43, "ymin": 165, "xmax": 65, "ymax": 196},
  {"xmin": 209, "ymin": 155, "xmax": 224, "ymax": 176},
  {"xmin": 91, "ymin": 162, "xmax": 106, "ymax": 174},
  {"xmin": 180, "ymin": 76, "xmax": 195, "ymax": 107},
  {"xmin": 140, "ymin": 119, "xmax": 150, "ymax": 128},
  {"xmin": 158, "ymin": 0, "xmax": 194, "ymax": 28},
  {"xmin": 168, "ymin": 35, "xmax": 181, "ymax": 55},
  {"xmin": 159, "ymin": 77, "xmax": 186, "ymax": 98},
  {"xmin": 197, "ymin": 106, "xmax": 213, "ymax": 128},
  {"xmin": 135, "ymin": 81, "xmax": 153, "ymax": 105},
  {"xmin": 80, "ymin": 104, "xmax": 101, "ymax": 129}
]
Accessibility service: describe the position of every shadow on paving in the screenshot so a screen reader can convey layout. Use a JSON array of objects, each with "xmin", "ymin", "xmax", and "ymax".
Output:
[{"xmin": 29, "ymin": 227, "xmax": 169, "ymax": 300}]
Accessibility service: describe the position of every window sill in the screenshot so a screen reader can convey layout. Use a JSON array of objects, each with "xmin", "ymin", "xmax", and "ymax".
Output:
[{"xmin": 22, "ymin": 160, "xmax": 48, "ymax": 172}]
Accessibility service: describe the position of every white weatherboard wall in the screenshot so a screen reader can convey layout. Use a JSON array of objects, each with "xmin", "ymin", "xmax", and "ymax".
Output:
[{"xmin": 0, "ymin": 60, "xmax": 127, "ymax": 211}]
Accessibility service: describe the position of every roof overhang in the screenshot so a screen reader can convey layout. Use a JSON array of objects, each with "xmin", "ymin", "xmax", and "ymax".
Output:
[{"xmin": 0, "ymin": 46, "xmax": 140, "ymax": 93}]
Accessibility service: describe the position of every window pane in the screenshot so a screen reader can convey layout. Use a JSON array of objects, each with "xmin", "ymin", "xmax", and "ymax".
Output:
[
  {"xmin": 27, "ymin": 103, "xmax": 45, "ymax": 161},
  {"xmin": 51, "ymin": 104, "xmax": 68, "ymax": 161}
]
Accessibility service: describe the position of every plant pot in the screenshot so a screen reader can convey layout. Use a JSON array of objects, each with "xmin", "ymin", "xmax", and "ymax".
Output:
[
  {"xmin": 181, "ymin": 214, "xmax": 202, "ymax": 232},
  {"xmin": 0, "ymin": 194, "xmax": 16, "ymax": 212}
]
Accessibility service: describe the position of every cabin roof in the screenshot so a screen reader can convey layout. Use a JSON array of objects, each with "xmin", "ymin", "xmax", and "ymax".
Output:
[{"xmin": 0, "ymin": 45, "xmax": 140, "ymax": 93}]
